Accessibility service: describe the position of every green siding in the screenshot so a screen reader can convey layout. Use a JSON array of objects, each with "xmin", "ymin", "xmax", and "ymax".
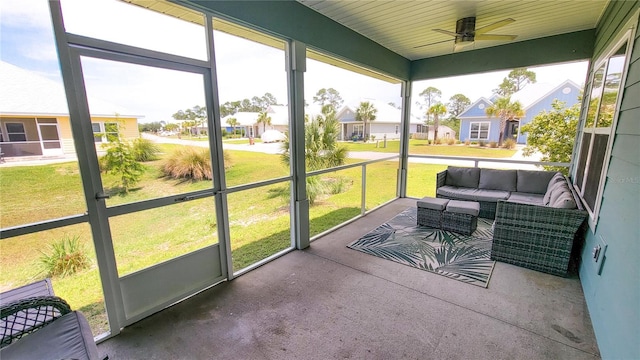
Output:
[
  {"xmin": 579, "ymin": 4, "xmax": 640, "ymax": 360},
  {"xmin": 189, "ymin": 0, "xmax": 410, "ymax": 80},
  {"xmin": 410, "ymin": 30, "xmax": 595, "ymax": 80}
]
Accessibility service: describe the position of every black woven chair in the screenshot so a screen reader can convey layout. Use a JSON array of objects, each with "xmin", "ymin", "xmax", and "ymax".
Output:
[{"xmin": 1, "ymin": 296, "xmax": 71, "ymax": 348}]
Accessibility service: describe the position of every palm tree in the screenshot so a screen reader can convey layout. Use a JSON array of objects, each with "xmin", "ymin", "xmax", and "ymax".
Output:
[
  {"xmin": 256, "ymin": 111, "xmax": 272, "ymax": 133},
  {"xmin": 355, "ymin": 101, "xmax": 377, "ymax": 141},
  {"xmin": 428, "ymin": 103, "xmax": 447, "ymax": 143},
  {"xmin": 226, "ymin": 117, "xmax": 239, "ymax": 138},
  {"xmin": 485, "ymin": 97, "xmax": 525, "ymax": 146}
]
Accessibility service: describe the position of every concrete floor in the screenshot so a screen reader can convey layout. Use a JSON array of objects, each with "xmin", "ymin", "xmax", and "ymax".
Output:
[{"xmin": 98, "ymin": 198, "xmax": 599, "ymax": 360}]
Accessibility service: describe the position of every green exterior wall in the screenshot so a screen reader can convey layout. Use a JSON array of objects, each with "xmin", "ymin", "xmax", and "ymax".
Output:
[
  {"xmin": 189, "ymin": 0, "xmax": 411, "ymax": 81},
  {"xmin": 410, "ymin": 30, "xmax": 595, "ymax": 80},
  {"xmin": 578, "ymin": 2, "xmax": 640, "ymax": 359}
]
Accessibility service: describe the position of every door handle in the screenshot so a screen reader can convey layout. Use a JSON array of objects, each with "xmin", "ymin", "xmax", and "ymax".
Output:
[{"xmin": 96, "ymin": 192, "xmax": 111, "ymax": 200}]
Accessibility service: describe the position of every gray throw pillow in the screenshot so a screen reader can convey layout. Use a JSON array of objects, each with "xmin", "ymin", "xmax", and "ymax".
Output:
[
  {"xmin": 445, "ymin": 166, "xmax": 480, "ymax": 188},
  {"xmin": 550, "ymin": 191, "xmax": 577, "ymax": 209},
  {"xmin": 516, "ymin": 170, "xmax": 557, "ymax": 194},
  {"xmin": 479, "ymin": 169, "xmax": 517, "ymax": 191}
]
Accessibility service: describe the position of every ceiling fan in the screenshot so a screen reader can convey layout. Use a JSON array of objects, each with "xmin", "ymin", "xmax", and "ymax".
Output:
[{"xmin": 415, "ymin": 17, "xmax": 517, "ymax": 51}]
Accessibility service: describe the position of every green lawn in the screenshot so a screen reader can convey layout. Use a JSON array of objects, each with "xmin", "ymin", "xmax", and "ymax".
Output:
[
  {"xmin": 0, "ymin": 142, "xmax": 504, "ymax": 335},
  {"xmin": 345, "ymin": 139, "xmax": 517, "ymax": 158}
]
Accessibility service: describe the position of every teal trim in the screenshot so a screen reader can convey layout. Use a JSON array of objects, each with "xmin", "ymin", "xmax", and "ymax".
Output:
[
  {"xmin": 578, "ymin": 5, "xmax": 640, "ymax": 360},
  {"xmin": 411, "ymin": 30, "xmax": 595, "ymax": 80},
  {"xmin": 189, "ymin": 0, "xmax": 410, "ymax": 80}
]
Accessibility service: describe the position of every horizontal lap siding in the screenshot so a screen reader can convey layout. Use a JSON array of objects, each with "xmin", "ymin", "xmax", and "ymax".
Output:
[{"xmin": 580, "ymin": 6, "xmax": 640, "ymax": 360}]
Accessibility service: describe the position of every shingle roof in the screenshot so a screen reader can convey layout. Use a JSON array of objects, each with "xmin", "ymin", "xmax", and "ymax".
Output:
[{"xmin": 0, "ymin": 61, "xmax": 137, "ymax": 117}]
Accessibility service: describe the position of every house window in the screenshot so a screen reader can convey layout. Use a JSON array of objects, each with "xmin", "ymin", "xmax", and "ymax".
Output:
[
  {"xmin": 92, "ymin": 122, "xmax": 119, "ymax": 143},
  {"xmin": 573, "ymin": 35, "xmax": 630, "ymax": 222},
  {"xmin": 469, "ymin": 122, "xmax": 489, "ymax": 140},
  {"xmin": 353, "ymin": 124, "xmax": 363, "ymax": 137},
  {"xmin": 6, "ymin": 123, "xmax": 27, "ymax": 142}
]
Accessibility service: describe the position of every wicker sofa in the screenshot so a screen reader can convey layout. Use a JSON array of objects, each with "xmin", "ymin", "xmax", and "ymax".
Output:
[
  {"xmin": 0, "ymin": 280, "xmax": 100, "ymax": 360},
  {"xmin": 435, "ymin": 166, "xmax": 588, "ymax": 276}
]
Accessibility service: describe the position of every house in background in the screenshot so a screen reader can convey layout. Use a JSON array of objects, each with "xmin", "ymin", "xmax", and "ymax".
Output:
[
  {"xmin": 0, "ymin": 61, "xmax": 140, "ymax": 158},
  {"xmin": 459, "ymin": 79, "xmax": 581, "ymax": 144},
  {"xmin": 336, "ymin": 99, "xmax": 423, "ymax": 140}
]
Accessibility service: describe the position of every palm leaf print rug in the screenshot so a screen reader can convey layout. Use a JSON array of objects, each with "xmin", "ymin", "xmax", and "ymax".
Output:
[{"xmin": 347, "ymin": 207, "xmax": 495, "ymax": 288}]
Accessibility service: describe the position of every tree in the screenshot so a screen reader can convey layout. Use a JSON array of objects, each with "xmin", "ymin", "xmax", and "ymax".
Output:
[
  {"xmin": 355, "ymin": 101, "xmax": 377, "ymax": 141},
  {"xmin": 313, "ymin": 88, "xmax": 344, "ymax": 113},
  {"xmin": 256, "ymin": 111, "xmax": 272, "ymax": 132},
  {"xmin": 139, "ymin": 121, "xmax": 162, "ymax": 133},
  {"xmin": 485, "ymin": 97, "xmax": 525, "ymax": 146},
  {"xmin": 447, "ymin": 94, "xmax": 471, "ymax": 118},
  {"xmin": 493, "ymin": 68, "xmax": 537, "ymax": 96},
  {"xmin": 428, "ymin": 103, "xmax": 447, "ymax": 143},
  {"xmin": 172, "ymin": 105, "xmax": 207, "ymax": 136},
  {"xmin": 419, "ymin": 86, "xmax": 441, "ymax": 122},
  {"xmin": 281, "ymin": 111, "xmax": 348, "ymax": 205},
  {"xmin": 226, "ymin": 117, "xmax": 239, "ymax": 138},
  {"xmin": 521, "ymin": 100, "xmax": 579, "ymax": 174}
]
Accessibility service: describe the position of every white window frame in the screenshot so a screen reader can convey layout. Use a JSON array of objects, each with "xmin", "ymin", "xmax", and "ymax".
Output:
[
  {"xmin": 353, "ymin": 123, "xmax": 364, "ymax": 137},
  {"xmin": 92, "ymin": 122, "xmax": 119, "ymax": 143},
  {"xmin": 469, "ymin": 121, "xmax": 489, "ymax": 140},
  {"xmin": 572, "ymin": 18, "xmax": 636, "ymax": 229}
]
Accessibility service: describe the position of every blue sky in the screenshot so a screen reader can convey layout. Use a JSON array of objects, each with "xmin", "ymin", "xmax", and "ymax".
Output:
[{"xmin": 1, "ymin": 0, "xmax": 588, "ymax": 123}]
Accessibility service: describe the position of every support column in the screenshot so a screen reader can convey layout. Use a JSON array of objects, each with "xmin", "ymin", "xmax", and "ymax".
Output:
[
  {"xmin": 287, "ymin": 41, "xmax": 310, "ymax": 250},
  {"xmin": 398, "ymin": 81, "xmax": 412, "ymax": 198}
]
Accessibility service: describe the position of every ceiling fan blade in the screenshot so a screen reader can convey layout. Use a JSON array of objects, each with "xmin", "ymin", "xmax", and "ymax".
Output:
[
  {"xmin": 432, "ymin": 29, "xmax": 459, "ymax": 37},
  {"xmin": 475, "ymin": 34, "xmax": 517, "ymax": 41},
  {"xmin": 413, "ymin": 39, "xmax": 453, "ymax": 49},
  {"xmin": 475, "ymin": 18, "xmax": 515, "ymax": 35},
  {"xmin": 454, "ymin": 41, "xmax": 475, "ymax": 52}
]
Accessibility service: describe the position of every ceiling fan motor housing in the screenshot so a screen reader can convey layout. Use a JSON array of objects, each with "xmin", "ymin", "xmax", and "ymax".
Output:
[{"xmin": 455, "ymin": 17, "xmax": 476, "ymax": 43}]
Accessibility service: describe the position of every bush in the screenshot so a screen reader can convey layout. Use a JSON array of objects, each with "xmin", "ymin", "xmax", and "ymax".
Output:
[
  {"xmin": 446, "ymin": 138, "xmax": 456, "ymax": 145},
  {"xmin": 434, "ymin": 138, "xmax": 443, "ymax": 145},
  {"xmin": 488, "ymin": 141, "xmax": 498, "ymax": 148},
  {"xmin": 40, "ymin": 235, "xmax": 90, "ymax": 277},
  {"xmin": 132, "ymin": 138, "xmax": 161, "ymax": 162},
  {"xmin": 163, "ymin": 147, "xmax": 213, "ymax": 180},
  {"xmin": 464, "ymin": 139, "xmax": 471, "ymax": 146},
  {"xmin": 503, "ymin": 138, "xmax": 517, "ymax": 150},
  {"xmin": 100, "ymin": 139, "xmax": 144, "ymax": 193},
  {"xmin": 325, "ymin": 176, "xmax": 352, "ymax": 194},
  {"xmin": 478, "ymin": 141, "xmax": 486, "ymax": 147}
]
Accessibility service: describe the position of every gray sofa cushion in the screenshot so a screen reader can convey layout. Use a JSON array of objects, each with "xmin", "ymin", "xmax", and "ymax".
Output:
[
  {"xmin": 0, "ymin": 311, "xmax": 100, "ymax": 360},
  {"xmin": 507, "ymin": 192, "xmax": 545, "ymax": 205},
  {"xmin": 479, "ymin": 169, "xmax": 517, "ymax": 192},
  {"xmin": 543, "ymin": 176, "xmax": 568, "ymax": 205},
  {"xmin": 549, "ymin": 188, "xmax": 577, "ymax": 209},
  {"xmin": 516, "ymin": 170, "xmax": 558, "ymax": 194},
  {"xmin": 417, "ymin": 197, "xmax": 449, "ymax": 210},
  {"xmin": 445, "ymin": 166, "xmax": 480, "ymax": 188},
  {"xmin": 437, "ymin": 185, "xmax": 509, "ymax": 202},
  {"xmin": 446, "ymin": 200, "xmax": 480, "ymax": 216}
]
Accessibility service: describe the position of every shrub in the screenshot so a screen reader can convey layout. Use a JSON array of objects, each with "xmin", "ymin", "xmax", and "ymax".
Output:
[
  {"xmin": 163, "ymin": 147, "xmax": 213, "ymax": 180},
  {"xmin": 464, "ymin": 139, "xmax": 471, "ymax": 146},
  {"xmin": 503, "ymin": 138, "xmax": 517, "ymax": 150},
  {"xmin": 434, "ymin": 138, "xmax": 443, "ymax": 145},
  {"xmin": 488, "ymin": 141, "xmax": 498, "ymax": 148},
  {"xmin": 132, "ymin": 138, "xmax": 161, "ymax": 162},
  {"xmin": 447, "ymin": 138, "xmax": 456, "ymax": 145},
  {"xmin": 478, "ymin": 141, "xmax": 486, "ymax": 147},
  {"xmin": 100, "ymin": 139, "xmax": 144, "ymax": 193},
  {"xmin": 40, "ymin": 235, "xmax": 90, "ymax": 277},
  {"xmin": 325, "ymin": 176, "xmax": 352, "ymax": 194}
]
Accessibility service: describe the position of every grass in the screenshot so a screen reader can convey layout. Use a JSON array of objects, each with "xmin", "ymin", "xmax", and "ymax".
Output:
[
  {"xmin": 0, "ymin": 141, "xmax": 512, "ymax": 335},
  {"xmin": 344, "ymin": 139, "xmax": 517, "ymax": 158}
]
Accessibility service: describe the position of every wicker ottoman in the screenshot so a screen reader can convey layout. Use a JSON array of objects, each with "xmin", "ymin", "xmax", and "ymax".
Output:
[
  {"xmin": 417, "ymin": 197, "xmax": 449, "ymax": 228},
  {"xmin": 442, "ymin": 200, "xmax": 480, "ymax": 235}
]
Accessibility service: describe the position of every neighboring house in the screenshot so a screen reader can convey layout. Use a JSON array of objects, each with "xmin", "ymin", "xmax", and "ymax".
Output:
[
  {"xmin": 458, "ymin": 79, "xmax": 581, "ymax": 144},
  {"xmin": 413, "ymin": 125, "xmax": 457, "ymax": 141},
  {"xmin": 336, "ymin": 99, "xmax": 422, "ymax": 141},
  {"xmin": 221, "ymin": 112, "xmax": 260, "ymax": 137},
  {"xmin": 222, "ymin": 105, "xmax": 327, "ymax": 138},
  {"xmin": 0, "ymin": 61, "xmax": 140, "ymax": 158}
]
